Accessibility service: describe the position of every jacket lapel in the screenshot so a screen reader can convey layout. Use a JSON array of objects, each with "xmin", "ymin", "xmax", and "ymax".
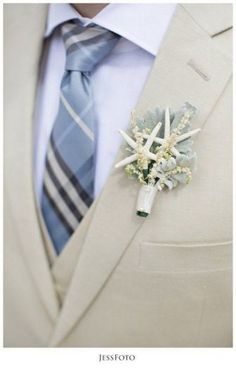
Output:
[
  {"xmin": 49, "ymin": 4, "xmax": 232, "ymax": 346},
  {"xmin": 5, "ymin": 4, "xmax": 59, "ymax": 322}
]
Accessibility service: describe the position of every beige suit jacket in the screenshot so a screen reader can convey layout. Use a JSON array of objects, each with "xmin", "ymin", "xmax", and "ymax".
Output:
[{"xmin": 4, "ymin": 4, "xmax": 233, "ymax": 347}]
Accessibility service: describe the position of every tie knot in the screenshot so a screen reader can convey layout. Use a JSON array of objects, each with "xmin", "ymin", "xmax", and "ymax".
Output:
[{"xmin": 61, "ymin": 21, "xmax": 120, "ymax": 72}]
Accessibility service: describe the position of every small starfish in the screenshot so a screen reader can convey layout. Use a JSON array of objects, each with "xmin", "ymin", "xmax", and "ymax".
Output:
[
  {"xmin": 115, "ymin": 122, "xmax": 162, "ymax": 168},
  {"xmin": 115, "ymin": 107, "xmax": 201, "ymax": 169},
  {"xmin": 143, "ymin": 107, "xmax": 201, "ymax": 157}
]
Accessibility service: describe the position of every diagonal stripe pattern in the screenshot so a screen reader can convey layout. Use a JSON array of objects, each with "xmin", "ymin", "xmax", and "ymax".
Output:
[{"xmin": 41, "ymin": 20, "xmax": 120, "ymax": 254}]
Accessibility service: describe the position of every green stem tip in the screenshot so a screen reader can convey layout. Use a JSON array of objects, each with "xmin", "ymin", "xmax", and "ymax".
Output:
[{"xmin": 136, "ymin": 211, "xmax": 149, "ymax": 218}]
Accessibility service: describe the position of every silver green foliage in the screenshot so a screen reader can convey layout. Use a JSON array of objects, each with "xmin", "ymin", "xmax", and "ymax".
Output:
[{"xmin": 125, "ymin": 102, "xmax": 198, "ymax": 190}]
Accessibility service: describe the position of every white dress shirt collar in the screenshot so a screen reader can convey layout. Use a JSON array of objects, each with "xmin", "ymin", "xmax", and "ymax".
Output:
[{"xmin": 45, "ymin": 3, "xmax": 176, "ymax": 56}]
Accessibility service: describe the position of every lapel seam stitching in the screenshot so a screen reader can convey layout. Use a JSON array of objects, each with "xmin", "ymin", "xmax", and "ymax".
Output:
[{"xmin": 180, "ymin": 4, "xmax": 212, "ymax": 39}]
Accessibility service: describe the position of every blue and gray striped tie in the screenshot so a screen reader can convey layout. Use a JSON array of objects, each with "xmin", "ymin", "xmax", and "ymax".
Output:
[{"xmin": 41, "ymin": 21, "xmax": 120, "ymax": 254}]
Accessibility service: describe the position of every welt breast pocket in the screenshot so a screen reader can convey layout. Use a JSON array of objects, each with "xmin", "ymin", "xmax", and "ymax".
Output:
[
  {"xmin": 138, "ymin": 240, "xmax": 232, "ymax": 273},
  {"xmin": 114, "ymin": 240, "xmax": 232, "ymax": 347}
]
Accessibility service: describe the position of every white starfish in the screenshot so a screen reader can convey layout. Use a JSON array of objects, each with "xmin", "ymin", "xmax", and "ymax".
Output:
[
  {"xmin": 115, "ymin": 107, "xmax": 201, "ymax": 169},
  {"xmin": 115, "ymin": 122, "xmax": 162, "ymax": 168},
  {"xmin": 143, "ymin": 107, "xmax": 201, "ymax": 157}
]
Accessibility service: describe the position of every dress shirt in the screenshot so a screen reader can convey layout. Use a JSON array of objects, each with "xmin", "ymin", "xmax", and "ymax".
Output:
[{"xmin": 33, "ymin": 3, "xmax": 176, "ymax": 200}]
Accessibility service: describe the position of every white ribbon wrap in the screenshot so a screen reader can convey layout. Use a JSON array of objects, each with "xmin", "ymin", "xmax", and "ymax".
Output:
[{"xmin": 136, "ymin": 184, "xmax": 158, "ymax": 215}]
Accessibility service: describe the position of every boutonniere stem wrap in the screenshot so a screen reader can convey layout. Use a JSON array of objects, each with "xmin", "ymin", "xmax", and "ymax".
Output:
[{"xmin": 115, "ymin": 102, "xmax": 201, "ymax": 217}]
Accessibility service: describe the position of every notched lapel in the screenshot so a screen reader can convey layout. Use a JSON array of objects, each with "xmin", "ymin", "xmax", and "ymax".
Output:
[
  {"xmin": 50, "ymin": 4, "xmax": 232, "ymax": 346},
  {"xmin": 135, "ymin": 5, "xmax": 232, "ymax": 122}
]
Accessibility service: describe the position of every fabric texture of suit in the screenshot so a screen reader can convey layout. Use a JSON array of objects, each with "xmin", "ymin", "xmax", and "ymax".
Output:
[{"xmin": 4, "ymin": 3, "xmax": 232, "ymax": 347}]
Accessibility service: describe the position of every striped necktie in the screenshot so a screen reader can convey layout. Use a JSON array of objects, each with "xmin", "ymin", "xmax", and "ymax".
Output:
[{"xmin": 41, "ymin": 21, "xmax": 120, "ymax": 254}]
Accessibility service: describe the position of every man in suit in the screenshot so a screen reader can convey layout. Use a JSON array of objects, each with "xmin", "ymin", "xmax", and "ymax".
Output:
[{"xmin": 4, "ymin": 3, "xmax": 232, "ymax": 347}]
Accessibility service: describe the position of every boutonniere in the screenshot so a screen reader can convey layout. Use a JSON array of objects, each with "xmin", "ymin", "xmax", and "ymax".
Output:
[{"xmin": 115, "ymin": 102, "xmax": 201, "ymax": 217}]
